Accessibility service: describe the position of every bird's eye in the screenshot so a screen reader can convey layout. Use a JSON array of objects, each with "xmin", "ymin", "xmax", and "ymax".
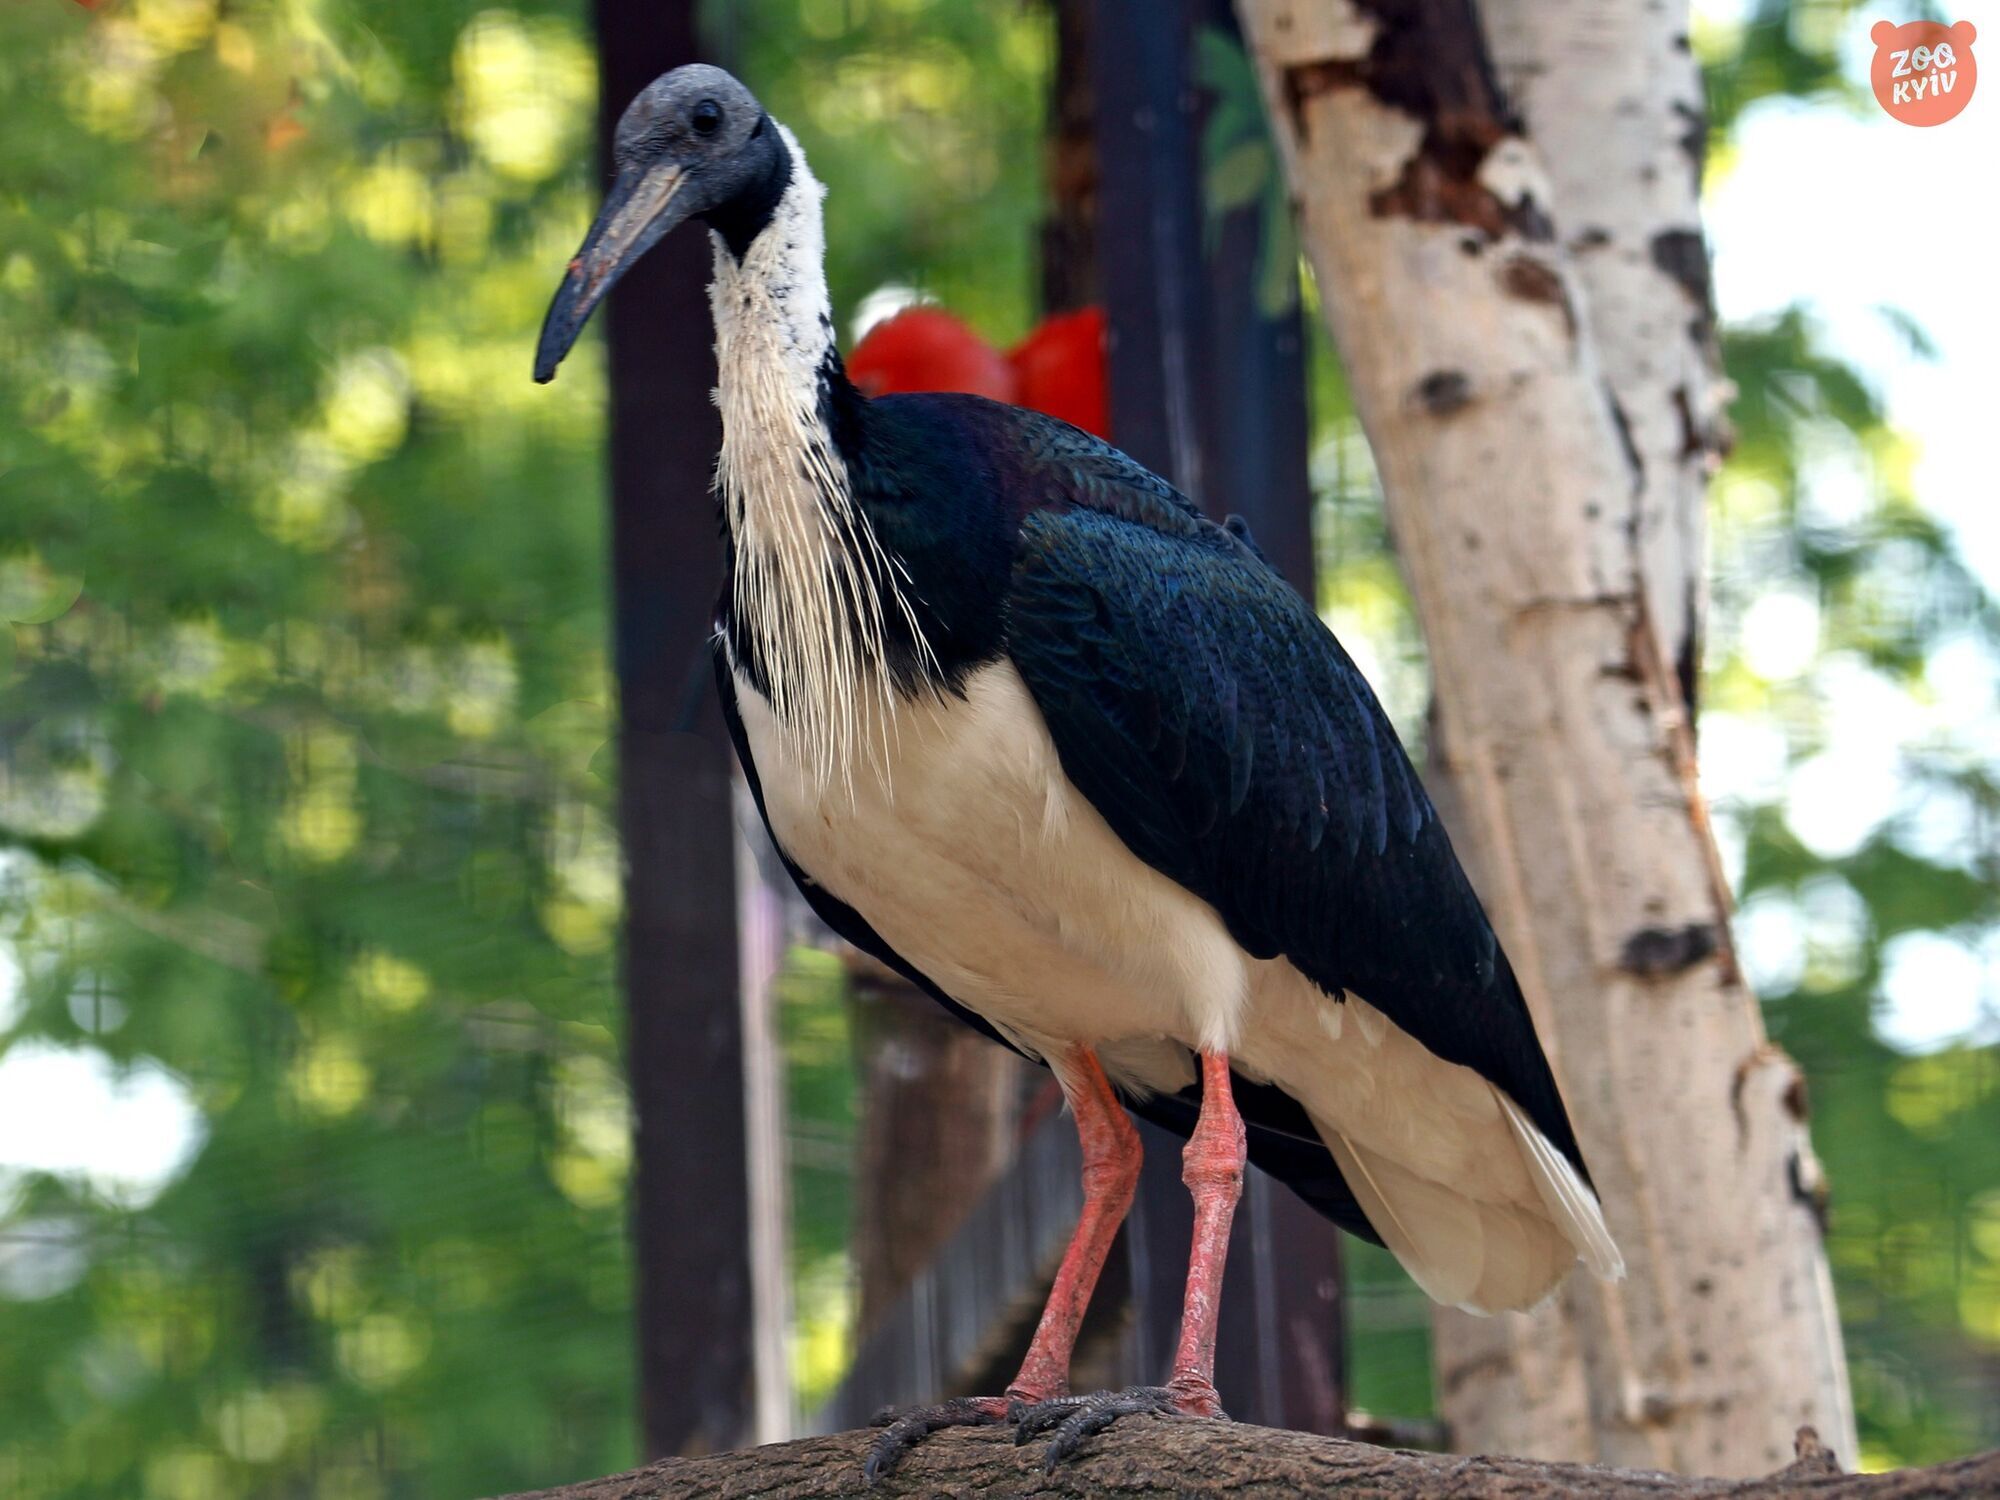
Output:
[{"xmin": 691, "ymin": 99, "xmax": 723, "ymax": 137}]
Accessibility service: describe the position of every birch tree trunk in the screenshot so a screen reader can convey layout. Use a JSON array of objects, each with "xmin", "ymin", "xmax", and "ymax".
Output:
[
  {"xmin": 1428, "ymin": 0, "xmax": 1743, "ymax": 1463},
  {"xmin": 1232, "ymin": 0, "xmax": 1855, "ymax": 1476},
  {"xmin": 1478, "ymin": 0, "xmax": 1728, "ymax": 711}
]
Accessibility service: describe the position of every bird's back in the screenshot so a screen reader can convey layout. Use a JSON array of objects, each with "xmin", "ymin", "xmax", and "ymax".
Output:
[
  {"xmin": 855, "ymin": 395, "xmax": 1586, "ymax": 1171},
  {"xmin": 805, "ymin": 392, "xmax": 1622, "ymax": 1309}
]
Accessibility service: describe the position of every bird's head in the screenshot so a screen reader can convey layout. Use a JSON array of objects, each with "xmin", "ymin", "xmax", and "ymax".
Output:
[{"xmin": 534, "ymin": 64, "xmax": 790, "ymax": 383}]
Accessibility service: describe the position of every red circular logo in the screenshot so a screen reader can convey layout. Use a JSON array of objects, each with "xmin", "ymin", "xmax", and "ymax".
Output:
[{"xmin": 1870, "ymin": 19, "xmax": 1977, "ymax": 127}]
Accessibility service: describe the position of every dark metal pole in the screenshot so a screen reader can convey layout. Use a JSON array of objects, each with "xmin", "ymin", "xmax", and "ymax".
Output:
[
  {"xmin": 1092, "ymin": 0, "xmax": 1207, "ymax": 500},
  {"xmin": 1088, "ymin": 0, "xmax": 1343, "ymax": 1432},
  {"xmin": 590, "ymin": 0, "xmax": 753, "ymax": 1458},
  {"xmin": 1197, "ymin": 34, "xmax": 1315, "ymax": 596}
]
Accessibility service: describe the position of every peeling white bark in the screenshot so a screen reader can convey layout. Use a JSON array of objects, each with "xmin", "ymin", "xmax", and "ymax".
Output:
[
  {"xmin": 1234, "ymin": 0, "xmax": 1854, "ymax": 1476},
  {"xmin": 1479, "ymin": 0, "xmax": 1727, "ymax": 707},
  {"xmin": 1432, "ymin": 0, "xmax": 1740, "ymax": 1463}
]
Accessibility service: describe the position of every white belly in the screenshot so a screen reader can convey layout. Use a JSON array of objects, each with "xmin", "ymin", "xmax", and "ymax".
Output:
[
  {"xmin": 736, "ymin": 659, "xmax": 1247, "ymax": 1087},
  {"xmin": 736, "ymin": 657, "xmax": 1623, "ymax": 1312}
]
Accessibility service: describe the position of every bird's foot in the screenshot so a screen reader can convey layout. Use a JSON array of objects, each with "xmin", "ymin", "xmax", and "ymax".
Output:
[
  {"xmin": 863, "ymin": 1394, "xmax": 1013, "ymax": 1485},
  {"xmin": 1010, "ymin": 1377, "xmax": 1225, "ymax": 1470}
]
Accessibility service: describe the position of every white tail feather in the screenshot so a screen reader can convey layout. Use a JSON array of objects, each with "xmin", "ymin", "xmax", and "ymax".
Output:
[
  {"xmin": 1275, "ymin": 998, "xmax": 1627, "ymax": 1314},
  {"xmin": 1250, "ymin": 970, "xmax": 1626, "ymax": 1313},
  {"xmin": 1318, "ymin": 1118, "xmax": 1580, "ymax": 1314},
  {"xmin": 1321, "ymin": 1124, "xmax": 1483, "ymax": 1307},
  {"xmin": 1498, "ymin": 1089, "xmax": 1625, "ymax": 1281}
]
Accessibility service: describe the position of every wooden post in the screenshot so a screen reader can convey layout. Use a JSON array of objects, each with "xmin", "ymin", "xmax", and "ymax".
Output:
[
  {"xmin": 1087, "ymin": 0, "xmax": 1342, "ymax": 1432},
  {"xmin": 850, "ymin": 967, "xmax": 1029, "ymax": 1340},
  {"xmin": 590, "ymin": 0, "xmax": 753, "ymax": 1459}
]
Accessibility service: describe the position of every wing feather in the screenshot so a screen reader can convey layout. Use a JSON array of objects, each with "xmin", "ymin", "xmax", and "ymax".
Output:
[{"xmin": 1003, "ymin": 491, "xmax": 1594, "ymax": 1188}]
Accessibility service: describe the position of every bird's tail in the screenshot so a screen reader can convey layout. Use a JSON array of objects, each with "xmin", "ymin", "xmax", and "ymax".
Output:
[{"xmin": 1308, "ymin": 1085, "xmax": 1623, "ymax": 1315}]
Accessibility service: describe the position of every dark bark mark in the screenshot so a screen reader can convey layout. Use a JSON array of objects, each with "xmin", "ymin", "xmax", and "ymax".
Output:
[
  {"xmin": 1282, "ymin": 57, "xmax": 1364, "ymax": 141},
  {"xmin": 1783, "ymin": 1070, "xmax": 1811, "ymax": 1123},
  {"xmin": 1343, "ymin": 0, "xmax": 1519, "ymax": 131},
  {"xmin": 1672, "ymin": 100, "xmax": 1706, "ymax": 189},
  {"xmin": 1650, "ymin": 227, "xmax": 1714, "ymax": 338},
  {"xmin": 1606, "ymin": 387, "xmax": 1644, "ymax": 491},
  {"xmin": 1673, "ymin": 371, "xmax": 1733, "ymax": 479},
  {"xmin": 1789, "ymin": 1150, "xmax": 1832, "ymax": 1236},
  {"xmin": 1670, "ymin": 384, "xmax": 1704, "ymax": 461},
  {"xmin": 1572, "ymin": 225, "xmax": 1613, "ymax": 251},
  {"xmin": 1730, "ymin": 1041, "xmax": 1787, "ymax": 1139},
  {"xmin": 1285, "ymin": 0, "xmax": 1551, "ymax": 243},
  {"xmin": 1676, "ymin": 579, "xmax": 1701, "ymax": 718},
  {"xmin": 1499, "ymin": 254, "xmax": 1574, "ymax": 337},
  {"xmin": 1618, "ymin": 922, "xmax": 1719, "ymax": 978},
  {"xmin": 1372, "ymin": 145, "xmax": 1553, "ymax": 241},
  {"xmin": 1415, "ymin": 368, "xmax": 1473, "ymax": 415}
]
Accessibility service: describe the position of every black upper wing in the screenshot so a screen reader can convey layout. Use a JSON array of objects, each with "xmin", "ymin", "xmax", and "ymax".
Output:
[{"xmin": 994, "ymin": 421, "xmax": 1590, "ymax": 1182}]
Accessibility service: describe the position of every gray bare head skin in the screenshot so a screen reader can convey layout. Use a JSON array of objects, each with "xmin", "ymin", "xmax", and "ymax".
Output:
[{"xmin": 534, "ymin": 64, "xmax": 791, "ymax": 383}]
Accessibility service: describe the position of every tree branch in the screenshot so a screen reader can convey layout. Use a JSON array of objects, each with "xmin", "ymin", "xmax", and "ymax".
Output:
[{"xmin": 491, "ymin": 1421, "xmax": 1996, "ymax": 1499}]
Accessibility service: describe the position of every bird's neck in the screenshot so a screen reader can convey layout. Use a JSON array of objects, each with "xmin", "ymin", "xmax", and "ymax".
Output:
[
  {"xmin": 709, "ymin": 131, "xmax": 925, "ymax": 787},
  {"xmin": 708, "ymin": 127, "xmax": 842, "ymax": 466}
]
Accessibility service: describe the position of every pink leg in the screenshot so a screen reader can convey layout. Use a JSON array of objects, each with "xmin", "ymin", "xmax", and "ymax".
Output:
[
  {"xmin": 865, "ymin": 1047, "xmax": 1140, "ymax": 1481},
  {"xmin": 1008, "ymin": 1048, "xmax": 1143, "ymax": 1401},
  {"xmin": 1013, "ymin": 1049, "xmax": 1245, "ymax": 1468},
  {"xmin": 1165, "ymin": 1049, "xmax": 1246, "ymax": 1415}
]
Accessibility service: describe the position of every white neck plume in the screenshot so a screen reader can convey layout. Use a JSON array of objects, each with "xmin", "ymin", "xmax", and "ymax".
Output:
[{"xmin": 708, "ymin": 128, "xmax": 927, "ymax": 792}]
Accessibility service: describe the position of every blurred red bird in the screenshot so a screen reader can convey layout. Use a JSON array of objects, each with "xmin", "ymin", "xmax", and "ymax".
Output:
[
  {"xmin": 848, "ymin": 304, "xmax": 1109, "ymax": 440},
  {"xmin": 1009, "ymin": 307, "xmax": 1109, "ymax": 440},
  {"xmin": 846, "ymin": 307, "xmax": 1015, "ymax": 405}
]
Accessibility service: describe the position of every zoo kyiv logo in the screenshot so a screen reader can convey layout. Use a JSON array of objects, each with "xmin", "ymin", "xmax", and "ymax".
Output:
[{"xmin": 1869, "ymin": 18, "xmax": 1977, "ymax": 126}]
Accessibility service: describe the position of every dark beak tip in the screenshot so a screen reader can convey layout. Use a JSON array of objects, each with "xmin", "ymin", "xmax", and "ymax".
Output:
[
  {"xmin": 534, "ymin": 160, "xmax": 671, "ymax": 386},
  {"xmin": 533, "ymin": 303, "xmax": 578, "ymax": 384}
]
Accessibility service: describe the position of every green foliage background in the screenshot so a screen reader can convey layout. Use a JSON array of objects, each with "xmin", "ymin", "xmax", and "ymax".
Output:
[{"xmin": 0, "ymin": 1, "xmax": 1992, "ymax": 1495}]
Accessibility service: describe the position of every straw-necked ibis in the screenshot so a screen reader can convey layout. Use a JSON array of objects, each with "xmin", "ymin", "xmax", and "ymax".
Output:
[{"xmin": 534, "ymin": 64, "xmax": 1621, "ymax": 1478}]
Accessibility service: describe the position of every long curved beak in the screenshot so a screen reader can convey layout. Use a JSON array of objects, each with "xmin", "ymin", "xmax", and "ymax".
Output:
[{"xmin": 534, "ymin": 162, "xmax": 690, "ymax": 383}]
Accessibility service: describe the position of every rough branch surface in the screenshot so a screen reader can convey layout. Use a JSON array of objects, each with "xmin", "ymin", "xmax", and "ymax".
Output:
[{"xmin": 492, "ymin": 1422, "xmax": 1997, "ymax": 1499}]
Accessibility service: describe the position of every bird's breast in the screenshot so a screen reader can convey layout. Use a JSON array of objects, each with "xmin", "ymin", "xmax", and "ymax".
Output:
[{"xmin": 733, "ymin": 659, "xmax": 1250, "ymax": 1066}]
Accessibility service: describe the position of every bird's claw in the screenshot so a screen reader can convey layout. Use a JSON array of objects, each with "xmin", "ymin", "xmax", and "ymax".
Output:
[
  {"xmin": 866, "ymin": 1380, "xmax": 1224, "ymax": 1481},
  {"xmin": 1007, "ymin": 1391, "xmax": 1093, "ymax": 1440},
  {"xmin": 862, "ymin": 1395, "xmax": 1010, "ymax": 1485},
  {"xmin": 1010, "ymin": 1383, "xmax": 1225, "ymax": 1471}
]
